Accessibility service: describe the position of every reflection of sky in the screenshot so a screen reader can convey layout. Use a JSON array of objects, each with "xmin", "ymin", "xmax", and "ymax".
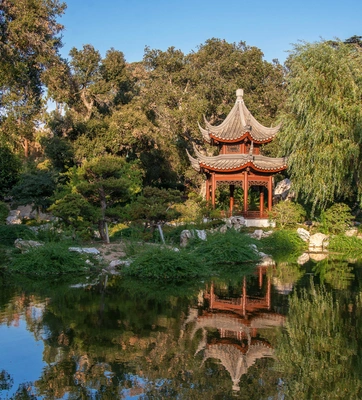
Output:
[{"xmin": 0, "ymin": 317, "xmax": 46, "ymax": 398}]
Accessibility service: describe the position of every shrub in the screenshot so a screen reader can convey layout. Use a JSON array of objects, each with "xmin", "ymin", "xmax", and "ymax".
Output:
[
  {"xmin": 0, "ymin": 225, "xmax": 37, "ymax": 246},
  {"xmin": 124, "ymin": 246, "xmax": 206, "ymax": 281},
  {"xmin": 321, "ymin": 203, "xmax": 354, "ymax": 234},
  {"xmin": 0, "ymin": 202, "xmax": 9, "ymax": 225},
  {"xmin": 259, "ymin": 230, "xmax": 306, "ymax": 263},
  {"xmin": 8, "ymin": 242, "xmax": 97, "ymax": 277},
  {"xmin": 270, "ymin": 201, "xmax": 306, "ymax": 228},
  {"xmin": 191, "ymin": 230, "xmax": 260, "ymax": 266}
]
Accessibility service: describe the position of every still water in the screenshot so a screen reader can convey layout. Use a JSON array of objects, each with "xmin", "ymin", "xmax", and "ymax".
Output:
[{"xmin": 1, "ymin": 254, "xmax": 362, "ymax": 399}]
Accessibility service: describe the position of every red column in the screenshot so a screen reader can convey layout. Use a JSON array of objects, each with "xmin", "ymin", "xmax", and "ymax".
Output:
[
  {"xmin": 243, "ymin": 171, "xmax": 248, "ymax": 215},
  {"xmin": 260, "ymin": 187, "xmax": 264, "ymax": 218},
  {"xmin": 229, "ymin": 184, "xmax": 235, "ymax": 216},
  {"xmin": 268, "ymin": 176, "xmax": 273, "ymax": 211},
  {"xmin": 206, "ymin": 178, "xmax": 210, "ymax": 202},
  {"xmin": 211, "ymin": 173, "xmax": 216, "ymax": 207}
]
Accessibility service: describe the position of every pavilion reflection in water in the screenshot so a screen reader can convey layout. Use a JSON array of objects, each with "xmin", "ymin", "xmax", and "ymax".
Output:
[{"xmin": 184, "ymin": 266, "xmax": 285, "ymax": 392}]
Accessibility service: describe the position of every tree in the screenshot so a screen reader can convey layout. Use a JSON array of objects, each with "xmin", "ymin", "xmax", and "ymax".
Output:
[
  {"xmin": 125, "ymin": 186, "xmax": 182, "ymax": 233},
  {"xmin": 279, "ymin": 40, "xmax": 362, "ymax": 213},
  {"xmin": 0, "ymin": 0, "xmax": 66, "ymax": 156},
  {"xmin": 74, "ymin": 155, "xmax": 143, "ymax": 243},
  {"xmin": 0, "ymin": 145, "xmax": 21, "ymax": 198},
  {"xmin": 11, "ymin": 170, "xmax": 57, "ymax": 218}
]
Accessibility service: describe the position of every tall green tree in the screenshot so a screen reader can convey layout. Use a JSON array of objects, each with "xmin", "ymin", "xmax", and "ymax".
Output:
[
  {"xmin": 73, "ymin": 155, "xmax": 143, "ymax": 242},
  {"xmin": 279, "ymin": 40, "xmax": 362, "ymax": 212},
  {"xmin": 0, "ymin": 0, "xmax": 66, "ymax": 156}
]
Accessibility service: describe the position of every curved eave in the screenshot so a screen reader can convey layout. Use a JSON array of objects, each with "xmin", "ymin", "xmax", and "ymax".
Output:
[
  {"xmin": 208, "ymin": 131, "xmax": 274, "ymax": 145},
  {"xmin": 202, "ymin": 100, "xmax": 281, "ymax": 142},
  {"xmin": 200, "ymin": 161, "xmax": 287, "ymax": 173}
]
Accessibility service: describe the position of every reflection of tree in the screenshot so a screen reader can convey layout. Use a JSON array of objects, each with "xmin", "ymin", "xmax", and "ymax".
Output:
[{"xmin": 276, "ymin": 282, "xmax": 362, "ymax": 399}]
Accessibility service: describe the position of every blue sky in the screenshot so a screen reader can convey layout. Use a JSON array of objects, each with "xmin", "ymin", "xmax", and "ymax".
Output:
[{"xmin": 59, "ymin": 0, "xmax": 361, "ymax": 64}]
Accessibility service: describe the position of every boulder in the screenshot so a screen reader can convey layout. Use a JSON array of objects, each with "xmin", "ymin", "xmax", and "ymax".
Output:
[
  {"xmin": 180, "ymin": 230, "xmax": 192, "ymax": 248},
  {"xmin": 309, "ymin": 233, "xmax": 329, "ymax": 250},
  {"xmin": 14, "ymin": 239, "xmax": 43, "ymax": 252},
  {"xmin": 297, "ymin": 228, "xmax": 310, "ymax": 242},
  {"xmin": 273, "ymin": 178, "xmax": 292, "ymax": 200},
  {"xmin": 297, "ymin": 253, "xmax": 310, "ymax": 265},
  {"xmin": 345, "ymin": 228, "xmax": 358, "ymax": 237},
  {"xmin": 6, "ymin": 210, "xmax": 22, "ymax": 225},
  {"xmin": 69, "ymin": 247, "xmax": 100, "ymax": 255}
]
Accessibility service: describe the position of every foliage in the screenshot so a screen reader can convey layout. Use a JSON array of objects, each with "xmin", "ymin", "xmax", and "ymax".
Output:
[
  {"xmin": 320, "ymin": 203, "xmax": 354, "ymax": 234},
  {"xmin": 0, "ymin": 202, "xmax": 9, "ymax": 225},
  {"xmin": 48, "ymin": 192, "xmax": 99, "ymax": 239},
  {"xmin": 124, "ymin": 186, "xmax": 182, "ymax": 229},
  {"xmin": 270, "ymin": 201, "xmax": 306, "ymax": 228},
  {"xmin": 279, "ymin": 40, "xmax": 362, "ymax": 213},
  {"xmin": 191, "ymin": 229, "xmax": 260, "ymax": 267},
  {"xmin": 259, "ymin": 230, "xmax": 307, "ymax": 263},
  {"xmin": 59, "ymin": 155, "xmax": 143, "ymax": 242},
  {"xmin": 0, "ymin": 146, "xmax": 21, "ymax": 198},
  {"xmin": 313, "ymin": 257, "xmax": 354, "ymax": 290},
  {"xmin": 0, "ymin": 225, "xmax": 37, "ymax": 246},
  {"xmin": 276, "ymin": 282, "xmax": 362, "ymax": 398},
  {"xmin": 11, "ymin": 170, "xmax": 57, "ymax": 216},
  {"xmin": 123, "ymin": 246, "xmax": 206, "ymax": 281},
  {"xmin": 329, "ymin": 234, "xmax": 362, "ymax": 252},
  {"xmin": 0, "ymin": 0, "xmax": 66, "ymax": 156},
  {"xmin": 8, "ymin": 242, "xmax": 97, "ymax": 277}
]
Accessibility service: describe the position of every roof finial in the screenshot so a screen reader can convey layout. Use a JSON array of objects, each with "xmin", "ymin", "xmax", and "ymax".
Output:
[{"xmin": 236, "ymin": 88, "xmax": 244, "ymax": 101}]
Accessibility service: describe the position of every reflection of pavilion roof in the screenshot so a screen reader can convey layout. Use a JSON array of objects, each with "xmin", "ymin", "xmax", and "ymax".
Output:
[
  {"xmin": 203, "ymin": 341, "xmax": 274, "ymax": 392},
  {"xmin": 187, "ymin": 147, "xmax": 287, "ymax": 173},
  {"xmin": 190, "ymin": 312, "xmax": 285, "ymax": 339},
  {"xmin": 199, "ymin": 89, "xmax": 280, "ymax": 144}
]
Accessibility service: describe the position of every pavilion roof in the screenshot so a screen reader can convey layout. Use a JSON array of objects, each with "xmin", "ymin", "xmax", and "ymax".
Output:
[
  {"xmin": 199, "ymin": 89, "xmax": 280, "ymax": 144},
  {"xmin": 187, "ymin": 147, "xmax": 287, "ymax": 173}
]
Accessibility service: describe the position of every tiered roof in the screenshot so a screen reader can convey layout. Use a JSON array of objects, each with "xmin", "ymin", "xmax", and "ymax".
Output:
[
  {"xmin": 187, "ymin": 147, "xmax": 287, "ymax": 173},
  {"xmin": 188, "ymin": 89, "xmax": 287, "ymax": 174},
  {"xmin": 198, "ymin": 89, "xmax": 280, "ymax": 144}
]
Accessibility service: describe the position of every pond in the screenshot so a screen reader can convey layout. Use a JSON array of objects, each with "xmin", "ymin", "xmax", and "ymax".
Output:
[{"xmin": 1, "ymin": 253, "xmax": 362, "ymax": 399}]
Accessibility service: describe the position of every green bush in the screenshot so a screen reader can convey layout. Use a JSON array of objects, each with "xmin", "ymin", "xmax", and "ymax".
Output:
[
  {"xmin": 191, "ymin": 230, "xmax": 260, "ymax": 266},
  {"xmin": 124, "ymin": 246, "xmax": 206, "ymax": 281},
  {"xmin": 321, "ymin": 203, "xmax": 354, "ymax": 234},
  {"xmin": 270, "ymin": 201, "xmax": 306, "ymax": 228},
  {"xmin": 8, "ymin": 242, "xmax": 97, "ymax": 277},
  {"xmin": 0, "ymin": 225, "xmax": 37, "ymax": 246},
  {"xmin": 0, "ymin": 202, "xmax": 9, "ymax": 225},
  {"xmin": 259, "ymin": 230, "xmax": 306, "ymax": 263}
]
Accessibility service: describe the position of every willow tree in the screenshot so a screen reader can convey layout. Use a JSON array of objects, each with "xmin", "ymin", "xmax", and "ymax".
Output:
[{"xmin": 279, "ymin": 40, "xmax": 362, "ymax": 213}]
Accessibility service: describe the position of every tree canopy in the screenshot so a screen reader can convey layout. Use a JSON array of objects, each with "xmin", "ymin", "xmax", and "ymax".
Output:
[{"xmin": 279, "ymin": 39, "xmax": 362, "ymax": 212}]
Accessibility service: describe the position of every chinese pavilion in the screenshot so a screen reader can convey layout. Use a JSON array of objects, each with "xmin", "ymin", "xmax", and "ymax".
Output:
[{"xmin": 187, "ymin": 89, "xmax": 287, "ymax": 222}]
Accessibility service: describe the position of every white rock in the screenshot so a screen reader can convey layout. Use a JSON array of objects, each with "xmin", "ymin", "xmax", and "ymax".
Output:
[
  {"xmin": 195, "ymin": 229, "xmax": 207, "ymax": 240},
  {"xmin": 297, "ymin": 228, "xmax": 310, "ymax": 242},
  {"xmin": 69, "ymin": 247, "xmax": 100, "ymax": 255},
  {"xmin": 309, "ymin": 233, "xmax": 329, "ymax": 250},
  {"xmin": 345, "ymin": 228, "xmax": 358, "ymax": 237},
  {"xmin": 14, "ymin": 239, "xmax": 44, "ymax": 252},
  {"xmin": 297, "ymin": 253, "xmax": 310, "ymax": 265}
]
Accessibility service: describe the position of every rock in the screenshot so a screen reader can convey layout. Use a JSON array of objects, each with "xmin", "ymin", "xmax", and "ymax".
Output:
[
  {"xmin": 345, "ymin": 228, "xmax": 358, "ymax": 237},
  {"xmin": 309, "ymin": 252, "xmax": 328, "ymax": 262},
  {"xmin": 6, "ymin": 210, "xmax": 22, "ymax": 225},
  {"xmin": 109, "ymin": 259, "xmax": 131, "ymax": 268},
  {"xmin": 219, "ymin": 225, "xmax": 228, "ymax": 233},
  {"xmin": 273, "ymin": 178, "xmax": 292, "ymax": 200},
  {"xmin": 180, "ymin": 230, "xmax": 192, "ymax": 247},
  {"xmin": 250, "ymin": 229, "xmax": 264, "ymax": 240},
  {"xmin": 68, "ymin": 247, "xmax": 100, "ymax": 255},
  {"xmin": 14, "ymin": 239, "xmax": 43, "ymax": 252},
  {"xmin": 258, "ymin": 255, "xmax": 275, "ymax": 267},
  {"xmin": 297, "ymin": 228, "xmax": 310, "ymax": 242},
  {"xmin": 309, "ymin": 233, "xmax": 329, "ymax": 250},
  {"xmin": 297, "ymin": 253, "xmax": 310, "ymax": 265},
  {"xmin": 195, "ymin": 229, "xmax": 207, "ymax": 240}
]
